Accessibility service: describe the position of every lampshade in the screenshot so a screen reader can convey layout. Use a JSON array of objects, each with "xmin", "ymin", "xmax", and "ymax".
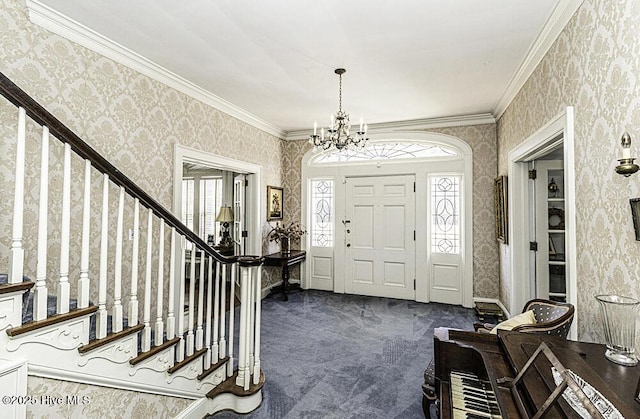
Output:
[{"xmin": 215, "ymin": 206, "xmax": 234, "ymax": 223}]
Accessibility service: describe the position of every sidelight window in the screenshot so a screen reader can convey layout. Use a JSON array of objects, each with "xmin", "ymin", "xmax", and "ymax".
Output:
[
  {"xmin": 431, "ymin": 176, "xmax": 461, "ymax": 254},
  {"xmin": 310, "ymin": 179, "xmax": 334, "ymax": 247}
]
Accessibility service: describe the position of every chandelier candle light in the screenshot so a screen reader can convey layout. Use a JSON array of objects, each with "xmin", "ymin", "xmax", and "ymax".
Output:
[{"xmin": 309, "ymin": 68, "xmax": 369, "ymax": 151}]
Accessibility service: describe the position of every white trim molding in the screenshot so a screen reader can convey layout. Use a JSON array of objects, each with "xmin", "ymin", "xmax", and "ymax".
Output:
[
  {"xmin": 493, "ymin": 0, "xmax": 585, "ymax": 119},
  {"xmin": 285, "ymin": 113, "xmax": 496, "ymax": 141},
  {"xmin": 26, "ymin": 0, "xmax": 286, "ymax": 140}
]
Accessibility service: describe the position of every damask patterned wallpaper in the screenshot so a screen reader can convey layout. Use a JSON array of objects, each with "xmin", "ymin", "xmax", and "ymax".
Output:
[
  {"xmin": 0, "ymin": 0, "xmax": 282, "ymax": 295},
  {"xmin": 283, "ymin": 123, "xmax": 500, "ymax": 299},
  {"xmin": 26, "ymin": 376, "xmax": 191, "ymax": 419},
  {"xmin": 497, "ymin": 0, "xmax": 640, "ymax": 343},
  {"xmin": 0, "ymin": 0, "xmax": 281, "ymax": 414}
]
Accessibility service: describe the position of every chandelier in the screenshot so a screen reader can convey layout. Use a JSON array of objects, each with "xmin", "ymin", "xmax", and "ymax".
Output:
[{"xmin": 309, "ymin": 68, "xmax": 369, "ymax": 151}]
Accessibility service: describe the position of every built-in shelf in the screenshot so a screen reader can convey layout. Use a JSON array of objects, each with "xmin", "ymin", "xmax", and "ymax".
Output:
[{"xmin": 537, "ymin": 163, "xmax": 567, "ymax": 303}]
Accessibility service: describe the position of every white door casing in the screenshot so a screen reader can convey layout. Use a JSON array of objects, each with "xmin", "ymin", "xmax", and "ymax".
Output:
[
  {"xmin": 508, "ymin": 107, "xmax": 577, "ymax": 339},
  {"xmin": 233, "ymin": 174, "xmax": 246, "ymax": 255},
  {"xmin": 302, "ymin": 132, "xmax": 474, "ymax": 307},
  {"xmin": 344, "ymin": 175, "xmax": 416, "ymax": 300}
]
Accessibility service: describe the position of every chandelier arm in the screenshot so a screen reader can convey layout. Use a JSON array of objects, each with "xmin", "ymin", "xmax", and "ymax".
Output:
[{"xmin": 309, "ymin": 68, "xmax": 368, "ymax": 152}]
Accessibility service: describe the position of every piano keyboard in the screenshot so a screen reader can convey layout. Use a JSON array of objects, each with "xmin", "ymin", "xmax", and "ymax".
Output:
[{"xmin": 450, "ymin": 370, "xmax": 502, "ymax": 419}]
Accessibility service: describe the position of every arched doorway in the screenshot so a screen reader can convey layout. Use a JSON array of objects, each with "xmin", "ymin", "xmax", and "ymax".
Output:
[{"xmin": 301, "ymin": 132, "xmax": 474, "ymax": 307}]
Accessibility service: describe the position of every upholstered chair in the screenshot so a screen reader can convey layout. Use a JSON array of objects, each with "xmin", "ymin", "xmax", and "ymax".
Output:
[{"xmin": 473, "ymin": 298, "xmax": 574, "ymax": 339}]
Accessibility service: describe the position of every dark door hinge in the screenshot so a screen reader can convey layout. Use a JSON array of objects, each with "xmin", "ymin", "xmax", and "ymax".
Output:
[
  {"xmin": 414, "ymin": 279, "xmax": 416, "ymax": 290},
  {"xmin": 530, "ymin": 241, "xmax": 538, "ymax": 251},
  {"xmin": 241, "ymin": 230, "xmax": 248, "ymax": 238},
  {"xmin": 414, "ymin": 230, "xmax": 416, "ymax": 240},
  {"xmin": 528, "ymin": 169, "xmax": 537, "ymax": 179}
]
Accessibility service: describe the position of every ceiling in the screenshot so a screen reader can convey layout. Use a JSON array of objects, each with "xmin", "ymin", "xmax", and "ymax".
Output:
[{"xmin": 34, "ymin": 0, "xmax": 563, "ymax": 135}]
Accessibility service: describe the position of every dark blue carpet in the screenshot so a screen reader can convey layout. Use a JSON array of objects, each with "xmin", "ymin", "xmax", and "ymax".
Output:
[{"xmin": 211, "ymin": 290, "xmax": 476, "ymax": 419}]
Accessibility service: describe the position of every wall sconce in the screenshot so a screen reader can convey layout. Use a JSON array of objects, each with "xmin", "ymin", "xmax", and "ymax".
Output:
[{"xmin": 615, "ymin": 132, "xmax": 639, "ymax": 177}]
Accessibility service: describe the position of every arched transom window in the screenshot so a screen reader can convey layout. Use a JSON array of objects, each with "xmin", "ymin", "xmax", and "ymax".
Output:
[{"xmin": 310, "ymin": 141, "xmax": 458, "ymax": 164}]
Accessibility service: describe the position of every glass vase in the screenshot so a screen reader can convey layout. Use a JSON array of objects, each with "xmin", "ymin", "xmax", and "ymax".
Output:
[
  {"xmin": 280, "ymin": 237, "xmax": 290, "ymax": 255},
  {"xmin": 595, "ymin": 294, "xmax": 640, "ymax": 366}
]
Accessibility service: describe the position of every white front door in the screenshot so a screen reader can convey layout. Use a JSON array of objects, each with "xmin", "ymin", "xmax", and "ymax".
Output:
[{"xmin": 344, "ymin": 175, "xmax": 416, "ymax": 300}]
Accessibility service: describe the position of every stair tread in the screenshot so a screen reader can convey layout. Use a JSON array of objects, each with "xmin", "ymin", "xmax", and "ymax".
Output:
[
  {"xmin": 129, "ymin": 336, "xmax": 181, "ymax": 365},
  {"xmin": 206, "ymin": 371, "xmax": 264, "ymax": 398},
  {"xmin": 7, "ymin": 305, "xmax": 98, "ymax": 337},
  {"xmin": 167, "ymin": 347, "xmax": 207, "ymax": 374},
  {"xmin": 78, "ymin": 324, "xmax": 144, "ymax": 353}
]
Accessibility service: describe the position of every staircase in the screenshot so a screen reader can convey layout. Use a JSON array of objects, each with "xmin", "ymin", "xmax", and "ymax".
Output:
[{"xmin": 0, "ymin": 72, "xmax": 264, "ymax": 418}]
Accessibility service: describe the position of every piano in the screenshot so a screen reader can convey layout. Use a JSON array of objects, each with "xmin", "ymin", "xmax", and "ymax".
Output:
[{"xmin": 433, "ymin": 329, "xmax": 640, "ymax": 418}]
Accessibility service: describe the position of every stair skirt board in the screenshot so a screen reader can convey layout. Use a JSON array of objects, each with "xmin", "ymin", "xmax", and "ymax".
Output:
[{"xmin": 1, "ymin": 286, "xmax": 253, "ymax": 408}]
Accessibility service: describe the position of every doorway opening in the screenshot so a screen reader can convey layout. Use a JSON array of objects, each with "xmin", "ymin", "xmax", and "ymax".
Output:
[
  {"xmin": 172, "ymin": 145, "xmax": 262, "ymax": 257},
  {"xmin": 302, "ymin": 132, "xmax": 474, "ymax": 307},
  {"xmin": 508, "ymin": 107, "xmax": 577, "ymax": 339}
]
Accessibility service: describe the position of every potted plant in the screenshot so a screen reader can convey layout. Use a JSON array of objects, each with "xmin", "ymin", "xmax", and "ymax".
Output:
[{"xmin": 268, "ymin": 221, "xmax": 306, "ymax": 254}]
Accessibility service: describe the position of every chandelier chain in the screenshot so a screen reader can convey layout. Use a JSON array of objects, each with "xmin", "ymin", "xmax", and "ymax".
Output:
[
  {"xmin": 309, "ymin": 68, "xmax": 368, "ymax": 151},
  {"xmin": 338, "ymin": 72, "xmax": 342, "ymax": 112}
]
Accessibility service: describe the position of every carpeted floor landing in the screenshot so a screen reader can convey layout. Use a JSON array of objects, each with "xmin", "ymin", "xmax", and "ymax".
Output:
[{"xmin": 211, "ymin": 289, "xmax": 476, "ymax": 419}]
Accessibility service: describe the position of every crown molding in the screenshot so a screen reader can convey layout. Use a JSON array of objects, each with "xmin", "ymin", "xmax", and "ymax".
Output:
[
  {"xmin": 284, "ymin": 113, "xmax": 496, "ymax": 141},
  {"xmin": 493, "ymin": 0, "xmax": 585, "ymax": 120},
  {"xmin": 25, "ymin": 0, "xmax": 287, "ymax": 139}
]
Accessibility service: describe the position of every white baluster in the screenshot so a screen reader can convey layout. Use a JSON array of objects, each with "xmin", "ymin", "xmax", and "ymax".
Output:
[
  {"xmin": 227, "ymin": 262, "xmax": 237, "ymax": 377},
  {"xmin": 219, "ymin": 263, "xmax": 227, "ymax": 359},
  {"xmin": 142, "ymin": 209, "xmax": 153, "ymax": 352},
  {"xmin": 186, "ymin": 246, "xmax": 196, "ymax": 356},
  {"xmin": 196, "ymin": 249, "xmax": 205, "ymax": 350},
  {"xmin": 204, "ymin": 256, "xmax": 213, "ymax": 369},
  {"xmin": 128, "ymin": 199, "xmax": 140, "ymax": 326},
  {"xmin": 78, "ymin": 159, "xmax": 91, "ymax": 309},
  {"xmin": 56, "ymin": 143, "xmax": 71, "ymax": 314},
  {"xmin": 33, "ymin": 126, "xmax": 49, "ymax": 320},
  {"xmin": 9, "ymin": 107, "xmax": 25, "ymax": 285},
  {"xmin": 112, "ymin": 187, "xmax": 124, "ymax": 333},
  {"xmin": 248, "ymin": 266, "xmax": 255, "ymax": 375},
  {"xmin": 96, "ymin": 174, "xmax": 110, "ymax": 339},
  {"xmin": 236, "ymin": 264, "xmax": 250, "ymax": 390},
  {"xmin": 155, "ymin": 222, "xmax": 165, "ymax": 345},
  {"xmin": 176, "ymin": 237, "xmax": 186, "ymax": 362},
  {"xmin": 166, "ymin": 228, "xmax": 176, "ymax": 340},
  {"xmin": 212, "ymin": 261, "xmax": 221, "ymax": 364},
  {"xmin": 253, "ymin": 265, "xmax": 262, "ymax": 384}
]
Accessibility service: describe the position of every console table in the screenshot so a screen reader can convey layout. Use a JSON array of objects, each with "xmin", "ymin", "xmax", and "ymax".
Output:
[{"xmin": 263, "ymin": 250, "xmax": 306, "ymax": 301}]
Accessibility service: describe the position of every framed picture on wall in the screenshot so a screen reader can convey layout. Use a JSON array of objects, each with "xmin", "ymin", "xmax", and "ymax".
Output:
[
  {"xmin": 267, "ymin": 186, "xmax": 284, "ymax": 220},
  {"xmin": 630, "ymin": 198, "xmax": 640, "ymax": 241},
  {"xmin": 494, "ymin": 176, "xmax": 508, "ymax": 244}
]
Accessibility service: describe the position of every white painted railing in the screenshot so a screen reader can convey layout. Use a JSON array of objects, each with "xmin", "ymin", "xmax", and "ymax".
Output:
[{"xmin": 1, "ymin": 72, "xmax": 263, "ymax": 392}]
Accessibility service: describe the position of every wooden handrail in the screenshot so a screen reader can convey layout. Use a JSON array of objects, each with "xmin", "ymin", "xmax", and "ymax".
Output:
[{"xmin": 0, "ymin": 72, "xmax": 236, "ymax": 264}]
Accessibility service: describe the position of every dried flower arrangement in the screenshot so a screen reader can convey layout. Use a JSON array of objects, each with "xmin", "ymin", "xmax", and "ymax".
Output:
[{"xmin": 268, "ymin": 221, "xmax": 307, "ymax": 243}]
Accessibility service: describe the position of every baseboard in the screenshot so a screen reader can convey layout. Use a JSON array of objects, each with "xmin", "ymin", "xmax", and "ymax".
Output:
[{"xmin": 472, "ymin": 297, "xmax": 511, "ymax": 319}]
